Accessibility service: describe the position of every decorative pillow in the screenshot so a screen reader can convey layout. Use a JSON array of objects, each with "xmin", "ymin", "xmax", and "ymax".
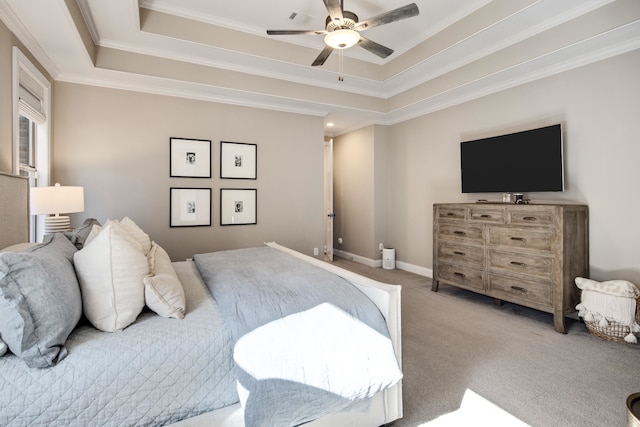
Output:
[
  {"xmin": 144, "ymin": 242, "xmax": 186, "ymax": 319},
  {"xmin": 0, "ymin": 233, "xmax": 82, "ymax": 368},
  {"xmin": 64, "ymin": 218, "xmax": 101, "ymax": 250},
  {"xmin": 73, "ymin": 222, "xmax": 148, "ymax": 332},
  {"xmin": 84, "ymin": 217, "xmax": 151, "ymax": 255},
  {"xmin": 0, "ymin": 338, "xmax": 7, "ymax": 356},
  {"xmin": 119, "ymin": 217, "xmax": 152, "ymax": 255}
]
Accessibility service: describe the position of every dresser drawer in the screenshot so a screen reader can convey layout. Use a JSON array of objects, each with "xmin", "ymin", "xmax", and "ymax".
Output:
[
  {"xmin": 488, "ymin": 227, "xmax": 553, "ymax": 252},
  {"xmin": 437, "ymin": 262, "xmax": 484, "ymax": 291},
  {"xmin": 469, "ymin": 207, "xmax": 505, "ymax": 223},
  {"xmin": 437, "ymin": 242, "xmax": 484, "ymax": 267},
  {"xmin": 489, "ymin": 250, "xmax": 553, "ymax": 280},
  {"xmin": 488, "ymin": 274, "xmax": 552, "ymax": 306},
  {"xmin": 508, "ymin": 208, "xmax": 556, "ymax": 227},
  {"xmin": 437, "ymin": 206, "xmax": 466, "ymax": 220},
  {"xmin": 438, "ymin": 223, "xmax": 483, "ymax": 243}
]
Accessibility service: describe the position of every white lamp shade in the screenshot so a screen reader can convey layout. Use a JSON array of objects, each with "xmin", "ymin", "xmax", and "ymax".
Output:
[
  {"xmin": 324, "ymin": 29, "xmax": 360, "ymax": 49},
  {"xmin": 30, "ymin": 184, "xmax": 85, "ymax": 215}
]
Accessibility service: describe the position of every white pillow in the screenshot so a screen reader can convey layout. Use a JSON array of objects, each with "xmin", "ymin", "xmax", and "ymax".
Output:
[
  {"xmin": 83, "ymin": 223, "xmax": 102, "ymax": 247},
  {"xmin": 144, "ymin": 242, "xmax": 186, "ymax": 319},
  {"xmin": 119, "ymin": 217, "xmax": 152, "ymax": 255},
  {"xmin": 84, "ymin": 217, "xmax": 151, "ymax": 255},
  {"xmin": 73, "ymin": 223, "xmax": 148, "ymax": 332}
]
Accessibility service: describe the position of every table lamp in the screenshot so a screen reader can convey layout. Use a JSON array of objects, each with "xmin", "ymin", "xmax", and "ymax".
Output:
[{"xmin": 30, "ymin": 183, "xmax": 84, "ymax": 234}]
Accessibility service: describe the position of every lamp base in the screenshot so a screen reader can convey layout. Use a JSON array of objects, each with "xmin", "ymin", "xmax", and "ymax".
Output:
[{"xmin": 43, "ymin": 215, "xmax": 71, "ymax": 235}]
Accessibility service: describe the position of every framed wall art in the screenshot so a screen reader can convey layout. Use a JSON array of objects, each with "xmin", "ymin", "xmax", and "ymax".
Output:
[
  {"xmin": 170, "ymin": 137, "xmax": 211, "ymax": 178},
  {"xmin": 220, "ymin": 141, "xmax": 257, "ymax": 179},
  {"xmin": 170, "ymin": 187, "xmax": 212, "ymax": 227},
  {"xmin": 220, "ymin": 188, "xmax": 257, "ymax": 225}
]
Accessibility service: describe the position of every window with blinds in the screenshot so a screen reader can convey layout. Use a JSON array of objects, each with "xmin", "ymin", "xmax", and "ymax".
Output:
[{"xmin": 13, "ymin": 47, "xmax": 51, "ymax": 241}]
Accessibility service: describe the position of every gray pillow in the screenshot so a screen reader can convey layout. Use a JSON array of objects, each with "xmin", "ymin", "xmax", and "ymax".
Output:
[
  {"xmin": 0, "ymin": 233, "xmax": 82, "ymax": 368},
  {"xmin": 64, "ymin": 218, "xmax": 101, "ymax": 250}
]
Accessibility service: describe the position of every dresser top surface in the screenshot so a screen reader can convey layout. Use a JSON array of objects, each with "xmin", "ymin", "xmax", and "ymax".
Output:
[{"xmin": 434, "ymin": 202, "xmax": 587, "ymax": 208}]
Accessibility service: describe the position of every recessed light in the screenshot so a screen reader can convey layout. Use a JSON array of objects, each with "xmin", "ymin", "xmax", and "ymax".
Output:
[{"xmin": 326, "ymin": 122, "xmax": 334, "ymax": 127}]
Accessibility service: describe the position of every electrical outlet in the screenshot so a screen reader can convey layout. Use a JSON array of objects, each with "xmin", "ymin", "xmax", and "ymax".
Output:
[
  {"xmin": 379, "ymin": 243, "xmax": 384, "ymax": 251},
  {"xmin": 313, "ymin": 247, "xmax": 319, "ymax": 256}
]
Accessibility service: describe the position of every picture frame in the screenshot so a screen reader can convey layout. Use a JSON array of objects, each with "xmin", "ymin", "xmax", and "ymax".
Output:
[
  {"xmin": 170, "ymin": 137, "xmax": 211, "ymax": 178},
  {"xmin": 220, "ymin": 188, "xmax": 257, "ymax": 226},
  {"xmin": 170, "ymin": 187, "xmax": 211, "ymax": 227},
  {"xmin": 220, "ymin": 141, "xmax": 257, "ymax": 179}
]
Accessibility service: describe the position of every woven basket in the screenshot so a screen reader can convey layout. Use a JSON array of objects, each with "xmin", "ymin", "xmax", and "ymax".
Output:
[{"xmin": 583, "ymin": 296, "xmax": 640, "ymax": 343}]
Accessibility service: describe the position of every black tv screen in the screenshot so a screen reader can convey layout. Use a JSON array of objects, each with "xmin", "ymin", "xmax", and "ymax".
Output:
[{"xmin": 460, "ymin": 124, "xmax": 564, "ymax": 193}]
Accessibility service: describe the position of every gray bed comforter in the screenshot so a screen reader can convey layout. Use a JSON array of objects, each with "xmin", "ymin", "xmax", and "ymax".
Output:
[
  {"xmin": 0, "ymin": 261, "xmax": 238, "ymax": 427},
  {"xmin": 193, "ymin": 246, "xmax": 390, "ymax": 341},
  {"xmin": 193, "ymin": 247, "xmax": 400, "ymax": 427}
]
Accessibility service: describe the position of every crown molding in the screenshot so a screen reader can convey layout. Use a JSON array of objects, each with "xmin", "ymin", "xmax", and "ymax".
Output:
[
  {"xmin": 0, "ymin": 1, "xmax": 60, "ymax": 78},
  {"xmin": 383, "ymin": 20, "xmax": 640, "ymax": 126},
  {"xmin": 76, "ymin": 0, "xmax": 100, "ymax": 45}
]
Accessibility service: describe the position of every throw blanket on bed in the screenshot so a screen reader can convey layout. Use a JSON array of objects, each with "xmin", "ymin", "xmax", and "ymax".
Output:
[{"xmin": 193, "ymin": 246, "xmax": 402, "ymax": 427}]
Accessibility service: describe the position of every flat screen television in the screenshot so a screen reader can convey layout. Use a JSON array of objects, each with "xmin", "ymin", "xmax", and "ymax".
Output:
[{"xmin": 460, "ymin": 123, "xmax": 564, "ymax": 193}]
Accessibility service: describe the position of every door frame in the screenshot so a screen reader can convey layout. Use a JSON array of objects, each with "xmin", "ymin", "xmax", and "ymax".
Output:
[{"xmin": 323, "ymin": 137, "xmax": 334, "ymax": 261}]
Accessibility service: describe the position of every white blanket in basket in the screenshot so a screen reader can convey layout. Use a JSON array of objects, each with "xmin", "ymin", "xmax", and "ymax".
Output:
[{"xmin": 575, "ymin": 277, "xmax": 640, "ymax": 343}]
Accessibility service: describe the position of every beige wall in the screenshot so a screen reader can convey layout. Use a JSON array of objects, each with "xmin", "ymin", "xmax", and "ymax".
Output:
[
  {"xmin": 333, "ymin": 126, "xmax": 375, "ymax": 259},
  {"xmin": 333, "ymin": 124, "xmax": 389, "ymax": 261},
  {"xmin": 381, "ymin": 49, "xmax": 640, "ymax": 283},
  {"xmin": 53, "ymin": 82, "xmax": 325, "ymax": 261}
]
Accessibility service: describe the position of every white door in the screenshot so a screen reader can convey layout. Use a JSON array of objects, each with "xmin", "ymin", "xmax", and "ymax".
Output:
[{"xmin": 323, "ymin": 138, "xmax": 334, "ymax": 261}]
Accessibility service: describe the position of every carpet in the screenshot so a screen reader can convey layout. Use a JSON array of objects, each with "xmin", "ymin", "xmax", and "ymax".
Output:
[{"xmin": 331, "ymin": 257, "xmax": 640, "ymax": 427}]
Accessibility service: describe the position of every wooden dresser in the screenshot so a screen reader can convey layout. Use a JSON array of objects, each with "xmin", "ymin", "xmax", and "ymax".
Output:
[{"xmin": 432, "ymin": 203, "xmax": 589, "ymax": 333}]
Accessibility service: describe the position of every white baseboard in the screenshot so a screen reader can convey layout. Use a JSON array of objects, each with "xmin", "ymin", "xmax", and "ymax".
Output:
[
  {"xmin": 333, "ymin": 249, "xmax": 433, "ymax": 278},
  {"xmin": 396, "ymin": 260, "xmax": 433, "ymax": 278},
  {"xmin": 334, "ymin": 249, "xmax": 380, "ymax": 268}
]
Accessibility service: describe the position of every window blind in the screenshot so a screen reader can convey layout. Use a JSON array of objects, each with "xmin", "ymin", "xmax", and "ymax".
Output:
[{"xmin": 18, "ymin": 70, "xmax": 46, "ymax": 124}]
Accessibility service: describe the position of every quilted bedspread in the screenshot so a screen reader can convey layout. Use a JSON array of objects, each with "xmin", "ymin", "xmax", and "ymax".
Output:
[{"xmin": 0, "ymin": 261, "xmax": 238, "ymax": 427}]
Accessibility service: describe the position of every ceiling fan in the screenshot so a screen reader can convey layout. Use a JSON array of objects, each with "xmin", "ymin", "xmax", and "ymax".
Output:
[{"xmin": 266, "ymin": 0, "xmax": 420, "ymax": 67}]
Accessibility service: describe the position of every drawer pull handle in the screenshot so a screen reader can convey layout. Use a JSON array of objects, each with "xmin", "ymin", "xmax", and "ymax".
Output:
[
  {"xmin": 480, "ymin": 214, "xmax": 491, "ymax": 218},
  {"xmin": 510, "ymin": 237, "xmax": 526, "ymax": 242},
  {"xmin": 511, "ymin": 286, "xmax": 528, "ymax": 293},
  {"xmin": 523, "ymin": 216, "xmax": 537, "ymax": 221},
  {"xmin": 454, "ymin": 231, "xmax": 467, "ymax": 236},
  {"xmin": 446, "ymin": 213, "xmax": 455, "ymax": 216},
  {"xmin": 510, "ymin": 261, "xmax": 526, "ymax": 267},
  {"xmin": 454, "ymin": 251, "xmax": 465, "ymax": 256},
  {"xmin": 453, "ymin": 272, "xmax": 466, "ymax": 278}
]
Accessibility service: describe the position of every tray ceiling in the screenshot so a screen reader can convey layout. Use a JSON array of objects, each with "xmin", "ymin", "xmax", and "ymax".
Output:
[{"xmin": 1, "ymin": 0, "xmax": 639, "ymax": 135}]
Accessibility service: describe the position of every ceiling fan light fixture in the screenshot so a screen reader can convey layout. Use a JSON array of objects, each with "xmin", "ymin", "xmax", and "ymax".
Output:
[{"xmin": 324, "ymin": 29, "xmax": 360, "ymax": 49}]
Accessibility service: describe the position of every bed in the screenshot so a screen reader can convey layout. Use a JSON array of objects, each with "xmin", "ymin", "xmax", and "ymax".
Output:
[{"xmin": 0, "ymin": 172, "xmax": 403, "ymax": 427}]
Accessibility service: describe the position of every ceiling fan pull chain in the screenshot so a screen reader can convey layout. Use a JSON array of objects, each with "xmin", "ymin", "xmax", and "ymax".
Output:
[{"xmin": 338, "ymin": 49, "xmax": 344, "ymax": 82}]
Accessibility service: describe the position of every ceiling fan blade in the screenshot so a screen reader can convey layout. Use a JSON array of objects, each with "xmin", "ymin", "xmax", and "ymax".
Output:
[
  {"xmin": 267, "ymin": 29, "xmax": 327, "ymax": 36},
  {"xmin": 355, "ymin": 3, "xmax": 419, "ymax": 31},
  {"xmin": 357, "ymin": 37, "xmax": 394, "ymax": 59},
  {"xmin": 323, "ymin": 0, "xmax": 343, "ymax": 22},
  {"xmin": 312, "ymin": 45, "xmax": 334, "ymax": 66}
]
